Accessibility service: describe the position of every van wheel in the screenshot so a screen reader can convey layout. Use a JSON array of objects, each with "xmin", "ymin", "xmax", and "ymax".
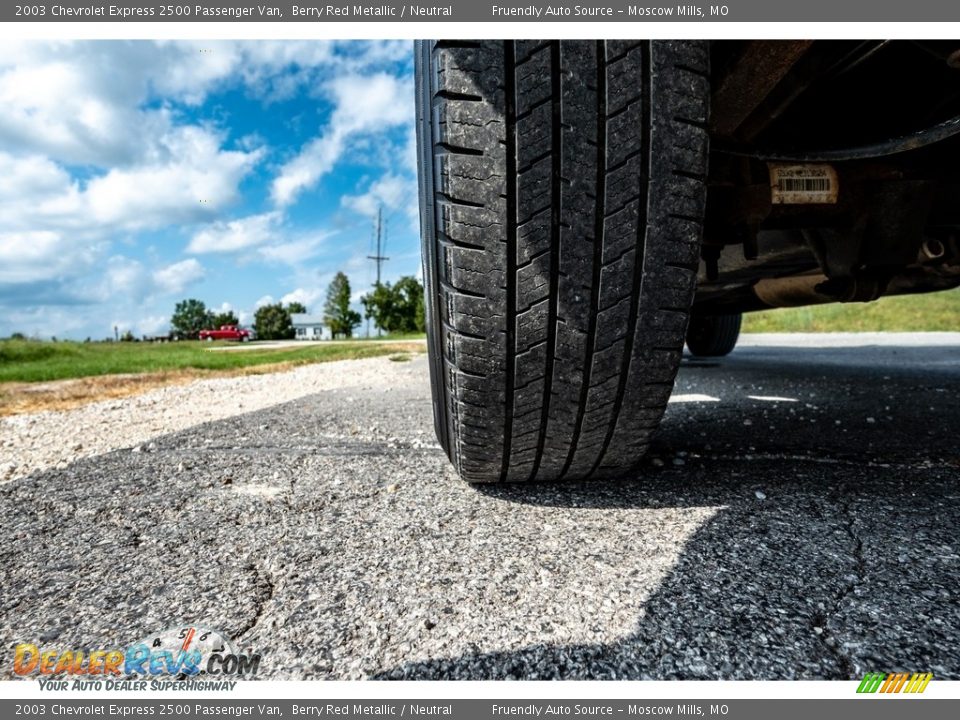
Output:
[
  {"xmin": 416, "ymin": 40, "xmax": 709, "ymax": 482},
  {"xmin": 686, "ymin": 314, "xmax": 742, "ymax": 357}
]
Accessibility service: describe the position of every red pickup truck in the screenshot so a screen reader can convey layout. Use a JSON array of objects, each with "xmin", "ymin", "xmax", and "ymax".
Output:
[{"xmin": 198, "ymin": 325, "xmax": 251, "ymax": 342}]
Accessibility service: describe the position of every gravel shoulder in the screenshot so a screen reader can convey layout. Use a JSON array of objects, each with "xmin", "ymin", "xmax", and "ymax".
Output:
[{"xmin": 0, "ymin": 355, "xmax": 423, "ymax": 484}]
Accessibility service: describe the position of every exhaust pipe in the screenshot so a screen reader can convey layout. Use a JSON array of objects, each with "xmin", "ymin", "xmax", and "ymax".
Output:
[
  {"xmin": 753, "ymin": 274, "xmax": 834, "ymax": 308},
  {"xmin": 754, "ymin": 272, "xmax": 887, "ymax": 307},
  {"xmin": 919, "ymin": 238, "xmax": 946, "ymax": 262}
]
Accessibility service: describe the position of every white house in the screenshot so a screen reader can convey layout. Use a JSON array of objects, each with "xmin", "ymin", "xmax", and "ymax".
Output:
[{"xmin": 290, "ymin": 314, "xmax": 331, "ymax": 341}]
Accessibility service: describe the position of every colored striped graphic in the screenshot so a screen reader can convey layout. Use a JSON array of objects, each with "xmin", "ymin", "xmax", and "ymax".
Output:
[{"xmin": 857, "ymin": 672, "xmax": 933, "ymax": 694}]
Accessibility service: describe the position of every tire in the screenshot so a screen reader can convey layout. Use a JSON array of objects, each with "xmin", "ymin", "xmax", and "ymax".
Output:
[
  {"xmin": 416, "ymin": 40, "xmax": 709, "ymax": 483},
  {"xmin": 686, "ymin": 314, "xmax": 742, "ymax": 357}
]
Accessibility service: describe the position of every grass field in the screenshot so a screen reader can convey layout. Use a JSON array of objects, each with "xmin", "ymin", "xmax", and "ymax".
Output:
[
  {"xmin": 0, "ymin": 338, "xmax": 425, "ymax": 384},
  {"xmin": 743, "ymin": 288, "xmax": 960, "ymax": 333},
  {"xmin": 0, "ymin": 338, "xmax": 426, "ymax": 415}
]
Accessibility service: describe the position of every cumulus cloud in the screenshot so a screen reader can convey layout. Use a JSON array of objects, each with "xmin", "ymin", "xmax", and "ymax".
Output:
[
  {"xmin": 0, "ymin": 43, "xmax": 241, "ymax": 168},
  {"xmin": 257, "ymin": 230, "xmax": 338, "ymax": 266},
  {"xmin": 0, "ymin": 231, "xmax": 101, "ymax": 285},
  {"xmin": 83, "ymin": 130, "xmax": 262, "ymax": 230},
  {"xmin": 153, "ymin": 258, "xmax": 206, "ymax": 295},
  {"xmin": 280, "ymin": 287, "xmax": 324, "ymax": 310},
  {"xmin": 136, "ymin": 315, "xmax": 171, "ymax": 336},
  {"xmin": 341, "ymin": 173, "xmax": 414, "ymax": 219},
  {"xmin": 0, "ymin": 138, "xmax": 260, "ymax": 239},
  {"xmin": 188, "ymin": 212, "xmax": 281, "ymax": 254},
  {"xmin": 271, "ymin": 72, "xmax": 414, "ymax": 207},
  {"xmin": 0, "ymin": 40, "xmax": 410, "ymax": 168}
]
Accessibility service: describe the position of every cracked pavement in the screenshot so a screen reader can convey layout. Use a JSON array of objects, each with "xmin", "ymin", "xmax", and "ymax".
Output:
[{"xmin": 1, "ymin": 333, "xmax": 958, "ymax": 680}]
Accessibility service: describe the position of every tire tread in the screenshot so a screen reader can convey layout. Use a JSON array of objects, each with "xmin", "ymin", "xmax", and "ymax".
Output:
[{"xmin": 417, "ymin": 40, "xmax": 709, "ymax": 482}]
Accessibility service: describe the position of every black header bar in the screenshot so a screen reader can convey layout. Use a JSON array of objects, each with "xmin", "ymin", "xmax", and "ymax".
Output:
[{"xmin": 6, "ymin": 1, "xmax": 960, "ymax": 22}]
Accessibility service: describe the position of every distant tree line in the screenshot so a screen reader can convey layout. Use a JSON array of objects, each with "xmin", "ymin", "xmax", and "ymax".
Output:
[
  {"xmin": 361, "ymin": 276, "xmax": 425, "ymax": 335},
  {"xmin": 168, "ymin": 272, "xmax": 426, "ymax": 342}
]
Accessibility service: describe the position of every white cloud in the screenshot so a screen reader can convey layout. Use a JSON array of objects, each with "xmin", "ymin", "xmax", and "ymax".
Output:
[
  {"xmin": 153, "ymin": 258, "xmax": 205, "ymax": 295},
  {"xmin": 0, "ymin": 53, "xmax": 160, "ymax": 167},
  {"xmin": 0, "ymin": 231, "xmax": 100, "ymax": 285},
  {"xmin": 84, "ymin": 128, "xmax": 262, "ymax": 230},
  {"xmin": 0, "ymin": 153, "xmax": 83, "ymax": 235},
  {"xmin": 257, "ymin": 230, "xmax": 338, "ymax": 266},
  {"xmin": 101, "ymin": 256, "xmax": 149, "ymax": 301},
  {"xmin": 0, "ymin": 152, "xmax": 73, "ymax": 199},
  {"xmin": 280, "ymin": 287, "xmax": 324, "ymax": 310},
  {"xmin": 0, "ymin": 43, "xmax": 269, "ymax": 240},
  {"xmin": 350, "ymin": 288, "xmax": 367, "ymax": 304},
  {"xmin": 0, "ymin": 139, "xmax": 260, "ymax": 241},
  {"xmin": 254, "ymin": 295, "xmax": 275, "ymax": 308},
  {"xmin": 188, "ymin": 211, "xmax": 281, "ymax": 254},
  {"xmin": 403, "ymin": 125, "xmax": 419, "ymax": 177},
  {"xmin": 83, "ymin": 255, "xmax": 206, "ymax": 303},
  {"xmin": 0, "ymin": 41, "xmax": 410, "ymax": 169},
  {"xmin": 271, "ymin": 72, "xmax": 414, "ymax": 207},
  {"xmin": 341, "ymin": 173, "xmax": 414, "ymax": 219},
  {"xmin": 136, "ymin": 315, "xmax": 171, "ymax": 336},
  {"xmin": 0, "ymin": 43, "xmax": 247, "ymax": 168}
]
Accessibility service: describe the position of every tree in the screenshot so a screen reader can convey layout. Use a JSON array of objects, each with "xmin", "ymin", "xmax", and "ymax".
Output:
[
  {"xmin": 171, "ymin": 299, "xmax": 213, "ymax": 340},
  {"xmin": 286, "ymin": 301, "xmax": 307, "ymax": 315},
  {"xmin": 361, "ymin": 276, "xmax": 425, "ymax": 335},
  {"xmin": 415, "ymin": 285, "xmax": 426, "ymax": 333},
  {"xmin": 396, "ymin": 276, "xmax": 425, "ymax": 334},
  {"xmin": 254, "ymin": 303, "xmax": 294, "ymax": 340},
  {"xmin": 324, "ymin": 272, "xmax": 361, "ymax": 339},
  {"xmin": 361, "ymin": 283, "xmax": 393, "ymax": 335},
  {"xmin": 210, "ymin": 310, "xmax": 239, "ymax": 328}
]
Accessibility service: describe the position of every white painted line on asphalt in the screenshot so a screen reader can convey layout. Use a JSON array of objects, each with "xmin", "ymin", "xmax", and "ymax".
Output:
[{"xmin": 669, "ymin": 393, "xmax": 721, "ymax": 403}]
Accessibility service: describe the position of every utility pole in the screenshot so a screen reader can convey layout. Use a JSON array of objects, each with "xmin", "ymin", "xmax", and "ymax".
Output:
[
  {"xmin": 367, "ymin": 206, "xmax": 389, "ymax": 286},
  {"xmin": 366, "ymin": 206, "xmax": 389, "ymax": 337}
]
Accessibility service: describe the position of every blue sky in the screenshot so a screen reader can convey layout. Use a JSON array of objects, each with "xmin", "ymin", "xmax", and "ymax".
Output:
[{"xmin": 0, "ymin": 40, "xmax": 420, "ymax": 339}]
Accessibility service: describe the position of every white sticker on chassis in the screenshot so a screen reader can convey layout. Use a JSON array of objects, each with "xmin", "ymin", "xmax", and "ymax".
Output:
[{"xmin": 769, "ymin": 163, "xmax": 839, "ymax": 204}]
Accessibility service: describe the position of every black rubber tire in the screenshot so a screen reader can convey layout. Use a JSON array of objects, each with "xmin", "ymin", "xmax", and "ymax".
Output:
[
  {"xmin": 686, "ymin": 314, "xmax": 742, "ymax": 357},
  {"xmin": 416, "ymin": 40, "xmax": 709, "ymax": 483}
]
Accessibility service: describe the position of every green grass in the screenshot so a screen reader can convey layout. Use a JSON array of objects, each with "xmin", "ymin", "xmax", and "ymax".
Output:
[
  {"xmin": 0, "ymin": 339, "xmax": 419, "ymax": 384},
  {"xmin": 743, "ymin": 288, "xmax": 960, "ymax": 333}
]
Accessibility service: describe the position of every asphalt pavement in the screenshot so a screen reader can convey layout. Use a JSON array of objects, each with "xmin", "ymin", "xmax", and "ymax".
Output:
[{"xmin": 2, "ymin": 334, "xmax": 958, "ymax": 680}]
